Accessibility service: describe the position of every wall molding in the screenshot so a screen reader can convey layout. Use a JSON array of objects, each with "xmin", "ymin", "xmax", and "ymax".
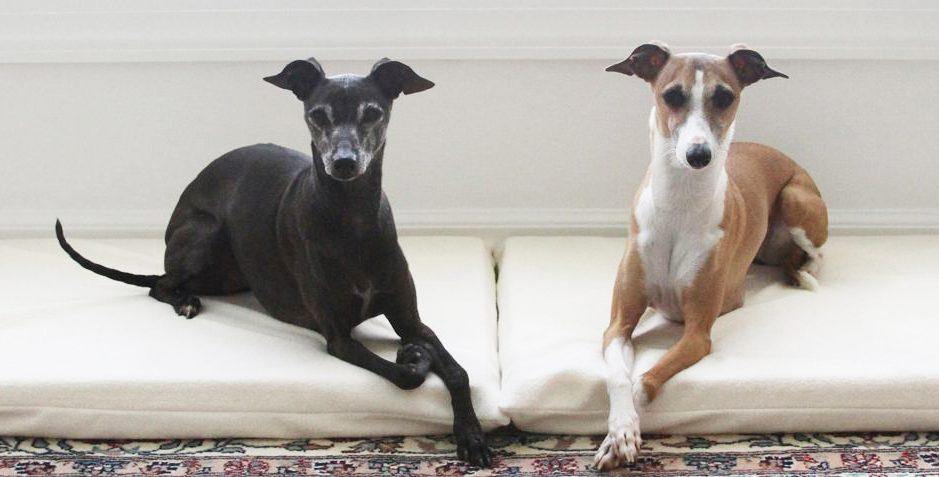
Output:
[
  {"xmin": 1, "ymin": 1, "xmax": 938, "ymax": 63},
  {"xmin": 5, "ymin": 208, "xmax": 938, "ymax": 238}
]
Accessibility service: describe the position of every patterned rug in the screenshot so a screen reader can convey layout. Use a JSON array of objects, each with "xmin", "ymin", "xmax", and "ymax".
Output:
[{"xmin": 3, "ymin": 432, "xmax": 939, "ymax": 476}]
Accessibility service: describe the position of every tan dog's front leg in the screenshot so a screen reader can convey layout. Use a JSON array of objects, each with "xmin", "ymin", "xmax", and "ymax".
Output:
[
  {"xmin": 638, "ymin": 273, "xmax": 723, "ymax": 402},
  {"xmin": 595, "ymin": 245, "xmax": 647, "ymax": 470},
  {"xmin": 638, "ymin": 322, "xmax": 712, "ymax": 402}
]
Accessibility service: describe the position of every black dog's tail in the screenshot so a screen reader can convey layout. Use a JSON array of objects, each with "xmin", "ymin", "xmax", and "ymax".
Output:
[{"xmin": 55, "ymin": 219, "xmax": 161, "ymax": 288}]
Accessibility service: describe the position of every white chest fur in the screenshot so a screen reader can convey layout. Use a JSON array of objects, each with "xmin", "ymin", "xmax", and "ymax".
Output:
[
  {"xmin": 634, "ymin": 181, "xmax": 726, "ymax": 321},
  {"xmin": 352, "ymin": 283, "xmax": 374, "ymax": 320},
  {"xmin": 634, "ymin": 94, "xmax": 733, "ymax": 321}
]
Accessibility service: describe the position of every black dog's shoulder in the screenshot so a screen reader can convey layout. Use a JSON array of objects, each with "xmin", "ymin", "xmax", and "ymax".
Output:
[
  {"xmin": 183, "ymin": 144, "xmax": 312, "ymax": 197},
  {"xmin": 232, "ymin": 142, "xmax": 309, "ymax": 159},
  {"xmin": 210, "ymin": 143, "xmax": 312, "ymax": 173},
  {"xmin": 173, "ymin": 143, "xmax": 311, "ymax": 224}
]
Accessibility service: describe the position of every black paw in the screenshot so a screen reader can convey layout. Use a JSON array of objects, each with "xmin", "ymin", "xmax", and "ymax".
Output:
[
  {"xmin": 454, "ymin": 421, "xmax": 492, "ymax": 468},
  {"xmin": 173, "ymin": 296, "xmax": 201, "ymax": 319},
  {"xmin": 396, "ymin": 343, "xmax": 432, "ymax": 377},
  {"xmin": 392, "ymin": 365, "xmax": 426, "ymax": 390}
]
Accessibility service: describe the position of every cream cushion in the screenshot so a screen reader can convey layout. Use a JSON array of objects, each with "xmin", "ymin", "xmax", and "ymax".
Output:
[
  {"xmin": 0, "ymin": 237, "xmax": 508, "ymax": 438},
  {"xmin": 498, "ymin": 235, "xmax": 939, "ymax": 434}
]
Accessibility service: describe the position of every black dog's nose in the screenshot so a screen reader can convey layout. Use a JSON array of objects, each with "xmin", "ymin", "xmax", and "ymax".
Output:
[
  {"xmin": 686, "ymin": 144, "xmax": 711, "ymax": 169},
  {"xmin": 332, "ymin": 157, "xmax": 357, "ymax": 178}
]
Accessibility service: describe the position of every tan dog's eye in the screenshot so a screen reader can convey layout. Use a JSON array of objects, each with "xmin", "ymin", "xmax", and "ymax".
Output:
[
  {"xmin": 662, "ymin": 86, "xmax": 686, "ymax": 109},
  {"xmin": 712, "ymin": 87, "xmax": 735, "ymax": 110}
]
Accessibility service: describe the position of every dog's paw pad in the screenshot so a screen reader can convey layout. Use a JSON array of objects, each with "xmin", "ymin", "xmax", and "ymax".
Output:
[
  {"xmin": 396, "ymin": 343, "xmax": 430, "ymax": 365},
  {"xmin": 396, "ymin": 343, "xmax": 432, "ymax": 380}
]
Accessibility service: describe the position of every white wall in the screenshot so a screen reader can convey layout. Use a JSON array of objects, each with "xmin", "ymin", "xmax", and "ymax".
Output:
[{"xmin": 2, "ymin": 1, "xmax": 938, "ymax": 237}]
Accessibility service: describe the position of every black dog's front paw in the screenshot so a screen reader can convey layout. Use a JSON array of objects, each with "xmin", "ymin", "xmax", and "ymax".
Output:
[
  {"xmin": 455, "ymin": 420, "xmax": 492, "ymax": 468},
  {"xmin": 392, "ymin": 366, "xmax": 426, "ymax": 390},
  {"xmin": 392, "ymin": 344, "xmax": 431, "ymax": 390},
  {"xmin": 396, "ymin": 343, "xmax": 432, "ymax": 377}
]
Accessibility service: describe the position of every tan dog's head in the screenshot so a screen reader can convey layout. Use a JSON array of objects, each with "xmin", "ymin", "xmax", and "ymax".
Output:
[{"xmin": 607, "ymin": 42, "xmax": 787, "ymax": 170}]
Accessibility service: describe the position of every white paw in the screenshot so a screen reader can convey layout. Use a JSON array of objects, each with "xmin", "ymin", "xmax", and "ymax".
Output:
[
  {"xmin": 593, "ymin": 414, "xmax": 642, "ymax": 470},
  {"xmin": 633, "ymin": 380, "xmax": 651, "ymax": 409},
  {"xmin": 795, "ymin": 269, "xmax": 819, "ymax": 291}
]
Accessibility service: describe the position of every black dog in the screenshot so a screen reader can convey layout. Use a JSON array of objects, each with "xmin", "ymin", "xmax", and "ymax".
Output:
[{"xmin": 55, "ymin": 57, "xmax": 491, "ymax": 466}]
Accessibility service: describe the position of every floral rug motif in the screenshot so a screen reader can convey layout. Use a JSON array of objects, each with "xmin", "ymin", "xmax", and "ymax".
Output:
[{"xmin": 3, "ymin": 432, "xmax": 939, "ymax": 476}]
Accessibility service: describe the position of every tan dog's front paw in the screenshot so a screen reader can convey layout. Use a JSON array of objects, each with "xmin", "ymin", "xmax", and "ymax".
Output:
[
  {"xmin": 634, "ymin": 374, "xmax": 658, "ymax": 408},
  {"xmin": 593, "ymin": 414, "xmax": 642, "ymax": 470}
]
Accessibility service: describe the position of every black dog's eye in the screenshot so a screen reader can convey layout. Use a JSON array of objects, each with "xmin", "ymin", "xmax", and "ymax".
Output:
[
  {"xmin": 309, "ymin": 108, "xmax": 330, "ymax": 129},
  {"xmin": 712, "ymin": 87, "xmax": 735, "ymax": 110},
  {"xmin": 662, "ymin": 86, "xmax": 687, "ymax": 109},
  {"xmin": 361, "ymin": 105, "xmax": 383, "ymax": 124}
]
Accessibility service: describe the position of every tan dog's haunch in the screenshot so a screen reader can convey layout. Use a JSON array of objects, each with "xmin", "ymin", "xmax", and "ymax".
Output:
[{"xmin": 594, "ymin": 43, "xmax": 828, "ymax": 470}]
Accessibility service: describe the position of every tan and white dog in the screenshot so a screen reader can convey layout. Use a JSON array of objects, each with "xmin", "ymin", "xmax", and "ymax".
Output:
[{"xmin": 594, "ymin": 42, "xmax": 828, "ymax": 470}]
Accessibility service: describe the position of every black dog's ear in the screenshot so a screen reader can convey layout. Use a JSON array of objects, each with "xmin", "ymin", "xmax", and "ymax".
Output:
[
  {"xmin": 727, "ymin": 45, "xmax": 788, "ymax": 87},
  {"xmin": 606, "ymin": 42, "xmax": 671, "ymax": 83},
  {"xmin": 264, "ymin": 58, "xmax": 325, "ymax": 100},
  {"xmin": 368, "ymin": 58, "xmax": 434, "ymax": 100}
]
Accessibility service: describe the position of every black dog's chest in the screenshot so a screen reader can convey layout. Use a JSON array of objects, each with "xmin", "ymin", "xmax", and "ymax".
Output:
[
  {"xmin": 351, "ymin": 281, "xmax": 377, "ymax": 321},
  {"xmin": 314, "ymin": 240, "xmax": 391, "ymax": 319},
  {"xmin": 326, "ymin": 274, "xmax": 387, "ymax": 327}
]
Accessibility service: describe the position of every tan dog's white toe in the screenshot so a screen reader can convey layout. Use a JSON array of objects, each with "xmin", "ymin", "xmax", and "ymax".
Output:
[{"xmin": 594, "ymin": 415, "xmax": 641, "ymax": 470}]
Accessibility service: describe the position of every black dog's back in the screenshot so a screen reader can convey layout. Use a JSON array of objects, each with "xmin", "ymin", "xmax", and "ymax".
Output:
[
  {"xmin": 56, "ymin": 143, "xmax": 316, "ymax": 321},
  {"xmin": 161, "ymin": 144, "xmax": 317, "ymax": 320},
  {"xmin": 167, "ymin": 143, "xmax": 311, "ymax": 243}
]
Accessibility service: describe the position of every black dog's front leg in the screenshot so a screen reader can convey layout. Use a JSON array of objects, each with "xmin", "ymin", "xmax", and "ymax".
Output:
[
  {"xmin": 385, "ymin": 270, "xmax": 492, "ymax": 467},
  {"xmin": 295, "ymin": 269, "xmax": 430, "ymax": 390},
  {"xmin": 411, "ymin": 323, "xmax": 492, "ymax": 467},
  {"xmin": 325, "ymin": 335, "xmax": 428, "ymax": 390}
]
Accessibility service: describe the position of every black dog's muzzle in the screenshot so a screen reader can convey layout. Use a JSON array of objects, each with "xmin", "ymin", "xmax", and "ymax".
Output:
[{"xmin": 328, "ymin": 141, "xmax": 361, "ymax": 180}]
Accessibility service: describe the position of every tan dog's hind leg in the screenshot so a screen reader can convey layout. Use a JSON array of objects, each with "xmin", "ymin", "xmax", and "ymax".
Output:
[
  {"xmin": 595, "ymin": 245, "xmax": 647, "ymax": 471},
  {"xmin": 778, "ymin": 169, "xmax": 829, "ymax": 290}
]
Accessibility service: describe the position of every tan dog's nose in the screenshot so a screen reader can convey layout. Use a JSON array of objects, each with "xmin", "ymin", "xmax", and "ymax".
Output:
[{"xmin": 686, "ymin": 144, "xmax": 711, "ymax": 169}]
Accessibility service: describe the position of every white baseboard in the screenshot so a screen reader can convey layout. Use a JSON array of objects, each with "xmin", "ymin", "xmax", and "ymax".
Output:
[
  {"xmin": 4, "ymin": 208, "xmax": 939, "ymax": 239},
  {"xmin": 1, "ymin": 1, "xmax": 937, "ymax": 63},
  {"xmin": 825, "ymin": 209, "xmax": 939, "ymax": 234}
]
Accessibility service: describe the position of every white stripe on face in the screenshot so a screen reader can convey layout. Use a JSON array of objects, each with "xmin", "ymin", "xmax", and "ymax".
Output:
[{"xmin": 674, "ymin": 69, "xmax": 714, "ymax": 169}]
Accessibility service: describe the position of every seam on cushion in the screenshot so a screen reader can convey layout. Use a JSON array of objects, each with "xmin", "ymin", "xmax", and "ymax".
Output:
[
  {"xmin": 500, "ymin": 406, "xmax": 939, "ymax": 416},
  {"xmin": 0, "ymin": 405, "xmax": 508, "ymax": 427},
  {"xmin": 1, "ymin": 381, "xmax": 500, "ymax": 412}
]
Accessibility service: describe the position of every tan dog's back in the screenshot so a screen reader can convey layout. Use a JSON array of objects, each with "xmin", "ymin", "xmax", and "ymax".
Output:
[
  {"xmin": 729, "ymin": 142, "xmax": 828, "ymax": 289},
  {"xmin": 721, "ymin": 141, "xmax": 827, "ymax": 302}
]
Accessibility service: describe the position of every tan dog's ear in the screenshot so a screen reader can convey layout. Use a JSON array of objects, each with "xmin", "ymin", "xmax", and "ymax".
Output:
[
  {"xmin": 606, "ymin": 42, "xmax": 670, "ymax": 83},
  {"xmin": 727, "ymin": 46, "xmax": 788, "ymax": 86}
]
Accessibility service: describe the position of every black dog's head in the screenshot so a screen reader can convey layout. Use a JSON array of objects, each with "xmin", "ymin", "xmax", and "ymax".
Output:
[{"xmin": 264, "ymin": 58, "xmax": 434, "ymax": 182}]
